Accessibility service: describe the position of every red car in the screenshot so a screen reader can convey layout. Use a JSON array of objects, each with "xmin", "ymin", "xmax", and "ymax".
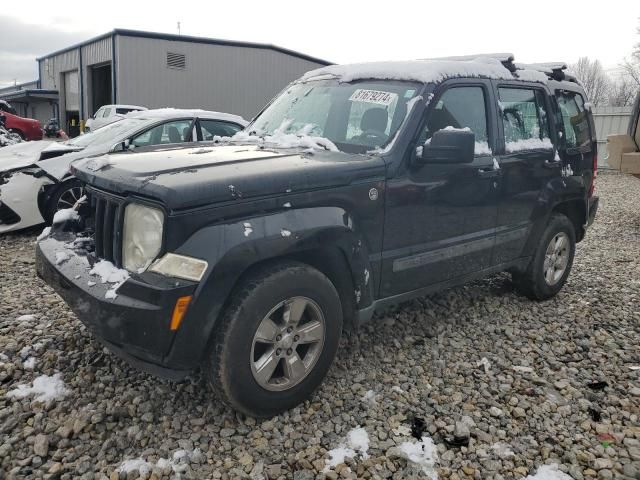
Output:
[{"xmin": 0, "ymin": 100, "xmax": 43, "ymax": 141}]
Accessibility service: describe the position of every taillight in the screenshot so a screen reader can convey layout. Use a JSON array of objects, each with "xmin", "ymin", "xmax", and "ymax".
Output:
[{"xmin": 589, "ymin": 153, "xmax": 597, "ymax": 197}]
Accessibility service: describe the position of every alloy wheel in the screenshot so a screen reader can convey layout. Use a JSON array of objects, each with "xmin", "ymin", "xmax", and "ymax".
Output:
[
  {"xmin": 250, "ymin": 296, "xmax": 325, "ymax": 391},
  {"xmin": 543, "ymin": 232, "xmax": 570, "ymax": 286}
]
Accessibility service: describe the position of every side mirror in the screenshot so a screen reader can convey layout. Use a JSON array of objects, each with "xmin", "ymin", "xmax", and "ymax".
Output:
[
  {"xmin": 111, "ymin": 138, "xmax": 131, "ymax": 152},
  {"xmin": 417, "ymin": 129, "xmax": 475, "ymax": 165}
]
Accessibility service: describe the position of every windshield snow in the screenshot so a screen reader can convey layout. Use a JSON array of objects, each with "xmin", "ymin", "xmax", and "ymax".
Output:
[
  {"xmin": 66, "ymin": 118, "xmax": 147, "ymax": 148},
  {"xmin": 249, "ymin": 80, "xmax": 421, "ymax": 154}
]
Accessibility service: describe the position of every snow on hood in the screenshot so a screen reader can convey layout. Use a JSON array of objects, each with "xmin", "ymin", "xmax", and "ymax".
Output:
[
  {"xmin": 300, "ymin": 58, "xmax": 515, "ymax": 84},
  {"xmin": 229, "ymin": 120, "xmax": 338, "ymax": 151}
]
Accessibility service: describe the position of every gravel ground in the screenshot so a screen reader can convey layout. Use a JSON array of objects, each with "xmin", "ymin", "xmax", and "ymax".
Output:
[{"xmin": 1, "ymin": 172, "xmax": 639, "ymax": 480}]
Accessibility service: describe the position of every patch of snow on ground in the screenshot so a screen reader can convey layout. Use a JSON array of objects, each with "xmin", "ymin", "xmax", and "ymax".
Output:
[
  {"xmin": 89, "ymin": 260, "xmax": 130, "ymax": 284},
  {"xmin": 492, "ymin": 442, "xmax": 515, "ymax": 458},
  {"xmin": 505, "ymin": 138, "xmax": 553, "ymax": 153},
  {"xmin": 23, "ymin": 357, "xmax": 36, "ymax": 370},
  {"xmin": 7, "ymin": 373, "xmax": 68, "ymax": 403},
  {"xmin": 477, "ymin": 357, "xmax": 491, "ymax": 373},
  {"xmin": 361, "ymin": 389, "xmax": 378, "ymax": 406},
  {"xmin": 37, "ymin": 227, "xmax": 51, "ymax": 241},
  {"xmin": 524, "ymin": 464, "xmax": 573, "ymax": 479},
  {"xmin": 52, "ymin": 208, "xmax": 80, "ymax": 225},
  {"xmin": 17, "ymin": 314, "xmax": 36, "ymax": 322},
  {"xmin": 324, "ymin": 427, "xmax": 370, "ymax": 472},
  {"xmin": 118, "ymin": 449, "xmax": 201, "ymax": 476},
  {"xmin": 396, "ymin": 436, "xmax": 438, "ymax": 479}
]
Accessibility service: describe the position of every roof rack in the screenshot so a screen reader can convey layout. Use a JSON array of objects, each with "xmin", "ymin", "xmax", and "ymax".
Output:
[
  {"xmin": 423, "ymin": 53, "xmax": 517, "ymax": 73},
  {"xmin": 515, "ymin": 62, "xmax": 577, "ymax": 82}
]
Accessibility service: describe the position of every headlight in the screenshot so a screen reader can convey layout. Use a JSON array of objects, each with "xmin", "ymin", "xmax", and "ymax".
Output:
[
  {"xmin": 149, "ymin": 253, "xmax": 208, "ymax": 282},
  {"xmin": 122, "ymin": 203, "xmax": 164, "ymax": 272}
]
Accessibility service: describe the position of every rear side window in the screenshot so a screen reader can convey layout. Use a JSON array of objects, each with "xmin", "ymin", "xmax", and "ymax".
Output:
[
  {"xmin": 102, "ymin": 108, "xmax": 112, "ymax": 118},
  {"xmin": 131, "ymin": 120, "xmax": 193, "ymax": 147},
  {"xmin": 556, "ymin": 91, "xmax": 591, "ymax": 149},
  {"xmin": 498, "ymin": 87, "xmax": 551, "ymax": 152},
  {"xmin": 200, "ymin": 120, "xmax": 243, "ymax": 140},
  {"xmin": 420, "ymin": 86, "xmax": 490, "ymax": 154}
]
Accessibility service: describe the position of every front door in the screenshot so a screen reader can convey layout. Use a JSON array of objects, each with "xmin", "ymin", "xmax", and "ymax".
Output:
[
  {"xmin": 492, "ymin": 84, "xmax": 558, "ymax": 265},
  {"xmin": 380, "ymin": 81, "xmax": 500, "ymax": 297}
]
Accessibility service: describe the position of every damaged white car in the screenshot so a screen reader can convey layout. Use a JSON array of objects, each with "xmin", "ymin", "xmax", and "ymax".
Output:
[{"xmin": 0, "ymin": 108, "xmax": 247, "ymax": 233}]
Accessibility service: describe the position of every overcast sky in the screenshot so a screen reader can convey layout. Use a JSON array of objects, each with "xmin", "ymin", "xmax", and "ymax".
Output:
[{"xmin": 1, "ymin": 0, "xmax": 638, "ymax": 88}]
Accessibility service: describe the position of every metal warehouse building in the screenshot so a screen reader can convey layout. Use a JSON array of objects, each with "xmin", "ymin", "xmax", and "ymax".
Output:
[{"xmin": 25, "ymin": 29, "xmax": 330, "ymax": 135}]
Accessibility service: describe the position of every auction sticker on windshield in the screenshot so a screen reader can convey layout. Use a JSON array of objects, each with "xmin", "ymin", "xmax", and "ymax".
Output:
[{"xmin": 349, "ymin": 89, "xmax": 398, "ymax": 106}]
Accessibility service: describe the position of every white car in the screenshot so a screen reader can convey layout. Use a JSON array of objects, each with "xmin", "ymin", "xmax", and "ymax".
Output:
[
  {"xmin": 85, "ymin": 104, "xmax": 147, "ymax": 131},
  {"xmin": 0, "ymin": 108, "xmax": 247, "ymax": 233}
]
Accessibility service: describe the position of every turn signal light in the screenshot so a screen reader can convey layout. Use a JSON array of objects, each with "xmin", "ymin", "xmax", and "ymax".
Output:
[{"xmin": 170, "ymin": 295, "xmax": 193, "ymax": 331}]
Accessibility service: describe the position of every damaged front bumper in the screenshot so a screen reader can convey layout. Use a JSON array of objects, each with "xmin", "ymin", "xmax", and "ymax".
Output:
[
  {"xmin": 35, "ymin": 231, "xmax": 198, "ymax": 380},
  {"xmin": 0, "ymin": 169, "xmax": 52, "ymax": 233}
]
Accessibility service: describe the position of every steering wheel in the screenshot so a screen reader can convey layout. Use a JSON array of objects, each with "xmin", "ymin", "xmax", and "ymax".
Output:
[{"xmin": 358, "ymin": 129, "xmax": 388, "ymax": 145}]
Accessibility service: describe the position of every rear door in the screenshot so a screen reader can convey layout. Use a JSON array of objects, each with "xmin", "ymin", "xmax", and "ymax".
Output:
[
  {"xmin": 380, "ymin": 80, "xmax": 500, "ymax": 297},
  {"xmin": 492, "ymin": 83, "xmax": 558, "ymax": 265}
]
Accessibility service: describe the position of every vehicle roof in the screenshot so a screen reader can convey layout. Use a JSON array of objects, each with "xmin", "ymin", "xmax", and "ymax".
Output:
[
  {"xmin": 300, "ymin": 54, "xmax": 583, "ymax": 92},
  {"xmin": 125, "ymin": 108, "xmax": 248, "ymax": 126},
  {"xmin": 101, "ymin": 104, "xmax": 148, "ymax": 110}
]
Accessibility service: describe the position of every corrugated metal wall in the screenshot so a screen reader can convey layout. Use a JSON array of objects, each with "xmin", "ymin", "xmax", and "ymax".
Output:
[
  {"xmin": 592, "ymin": 106, "xmax": 633, "ymax": 166},
  {"xmin": 116, "ymin": 36, "xmax": 325, "ymax": 120},
  {"xmin": 39, "ymin": 49, "xmax": 81, "ymax": 128}
]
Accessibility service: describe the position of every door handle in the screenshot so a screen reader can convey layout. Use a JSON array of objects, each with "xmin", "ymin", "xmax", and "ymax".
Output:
[{"xmin": 477, "ymin": 167, "xmax": 500, "ymax": 178}]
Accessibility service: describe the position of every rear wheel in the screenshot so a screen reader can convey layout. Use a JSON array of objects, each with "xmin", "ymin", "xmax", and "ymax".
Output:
[
  {"xmin": 204, "ymin": 261, "xmax": 342, "ymax": 417},
  {"xmin": 45, "ymin": 180, "xmax": 85, "ymax": 223},
  {"xmin": 513, "ymin": 213, "xmax": 576, "ymax": 300}
]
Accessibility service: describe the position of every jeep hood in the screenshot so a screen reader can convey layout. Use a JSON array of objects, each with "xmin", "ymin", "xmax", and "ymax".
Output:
[{"xmin": 72, "ymin": 144, "xmax": 386, "ymax": 211}]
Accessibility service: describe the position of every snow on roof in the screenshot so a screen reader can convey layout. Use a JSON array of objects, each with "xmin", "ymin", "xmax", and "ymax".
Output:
[
  {"xmin": 301, "ymin": 58, "xmax": 517, "ymax": 84},
  {"xmin": 300, "ymin": 56, "xmax": 568, "ymax": 86},
  {"xmin": 102, "ymin": 104, "xmax": 147, "ymax": 110},
  {"xmin": 126, "ymin": 108, "xmax": 247, "ymax": 126}
]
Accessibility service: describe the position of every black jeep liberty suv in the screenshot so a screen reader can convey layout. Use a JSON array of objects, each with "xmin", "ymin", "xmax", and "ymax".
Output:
[{"xmin": 36, "ymin": 54, "xmax": 599, "ymax": 417}]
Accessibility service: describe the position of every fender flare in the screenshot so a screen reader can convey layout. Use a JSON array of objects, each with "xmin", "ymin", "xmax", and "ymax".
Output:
[{"xmin": 166, "ymin": 206, "xmax": 374, "ymax": 368}]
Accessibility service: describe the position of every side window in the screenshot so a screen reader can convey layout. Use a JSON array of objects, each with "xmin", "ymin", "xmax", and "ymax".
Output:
[
  {"xmin": 131, "ymin": 120, "xmax": 193, "ymax": 147},
  {"xmin": 200, "ymin": 120, "xmax": 243, "ymax": 140},
  {"xmin": 94, "ymin": 107, "xmax": 104, "ymax": 118},
  {"xmin": 556, "ymin": 92, "xmax": 591, "ymax": 149},
  {"xmin": 102, "ymin": 107, "xmax": 112, "ymax": 118},
  {"xmin": 498, "ymin": 87, "xmax": 551, "ymax": 151},
  {"xmin": 419, "ymin": 86, "xmax": 489, "ymax": 154}
]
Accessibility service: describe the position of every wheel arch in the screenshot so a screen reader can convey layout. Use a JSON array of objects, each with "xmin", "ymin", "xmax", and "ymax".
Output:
[
  {"xmin": 166, "ymin": 207, "xmax": 374, "ymax": 369},
  {"xmin": 551, "ymin": 199, "xmax": 587, "ymax": 242}
]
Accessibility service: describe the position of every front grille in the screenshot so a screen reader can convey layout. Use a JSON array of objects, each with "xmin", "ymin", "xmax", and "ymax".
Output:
[{"xmin": 90, "ymin": 189, "xmax": 125, "ymax": 267}]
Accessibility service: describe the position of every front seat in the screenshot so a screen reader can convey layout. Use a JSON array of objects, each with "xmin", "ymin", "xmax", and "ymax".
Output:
[
  {"xmin": 354, "ymin": 108, "xmax": 389, "ymax": 145},
  {"xmin": 167, "ymin": 126, "xmax": 182, "ymax": 143}
]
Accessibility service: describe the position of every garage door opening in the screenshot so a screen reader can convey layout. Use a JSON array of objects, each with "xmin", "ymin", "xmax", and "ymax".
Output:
[{"xmin": 91, "ymin": 64, "xmax": 112, "ymax": 115}]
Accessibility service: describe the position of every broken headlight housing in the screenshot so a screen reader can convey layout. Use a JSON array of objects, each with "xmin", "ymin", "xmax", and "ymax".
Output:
[{"xmin": 122, "ymin": 203, "xmax": 164, "ymax": 272}]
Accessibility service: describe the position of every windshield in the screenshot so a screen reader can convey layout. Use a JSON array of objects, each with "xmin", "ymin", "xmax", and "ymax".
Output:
[
  {"xmin": 249, "ymin": 80, "xmax": 421, "ymax": 154},
  {"xmin": 66, "ymin": 118, "xmax": 148, "ymax": 148}
]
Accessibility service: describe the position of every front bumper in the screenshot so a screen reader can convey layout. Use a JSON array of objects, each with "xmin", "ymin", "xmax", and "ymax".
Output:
[
  {"xmin": 0, "ymin": 170, "xmax": 51, "ymax": 233},
  {"xmin": 36, "ymin": 232, "xmax": 197, "ymax": 379}
]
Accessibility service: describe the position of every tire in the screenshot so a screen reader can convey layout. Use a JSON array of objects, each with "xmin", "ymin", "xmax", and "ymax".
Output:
[
  {"xmin": 204, "ymin": 261, "xmax": 343, "ymax": 417},
  {"xmin": 513, "ymin": 213, "xmax": 576, "ymax": 300},
  {"xmin": 45, "ymin": 179, "xmax": 86, "ymax": 223}
]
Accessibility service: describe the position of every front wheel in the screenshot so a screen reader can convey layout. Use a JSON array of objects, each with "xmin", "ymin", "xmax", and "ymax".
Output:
[
  {"xmin": 204, "ymin": 261, "xmax": 342, "ymax": 417},
  {"xmin": 45, "ymin": 180, "xmax": 85, "ymax": 223},
  {"xmin": 513, "ymin": 213, "xmax": 576, "ymax": 300}
]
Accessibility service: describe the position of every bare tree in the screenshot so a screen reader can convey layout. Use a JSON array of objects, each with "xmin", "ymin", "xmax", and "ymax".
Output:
[
  {"xmin": 570, "ymin": 57, "xmax": 611, "ymax": 106},
  {"xmin": 608, "ymin": 74, "xmax": 637, "ymax": 106}
]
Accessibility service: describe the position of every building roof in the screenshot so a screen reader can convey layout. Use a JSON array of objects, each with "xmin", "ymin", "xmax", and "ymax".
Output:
[{"xmin": 36, "ymin": 28, "xmax": 332, "ymax": 66}]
